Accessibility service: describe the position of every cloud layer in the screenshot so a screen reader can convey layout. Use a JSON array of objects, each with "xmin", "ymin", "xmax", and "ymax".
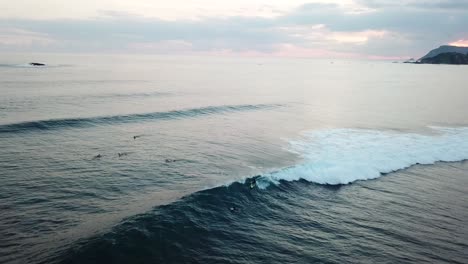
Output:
[{"xmin": 0, "ymin": 0, "xmax": 467, "ymax": 58}]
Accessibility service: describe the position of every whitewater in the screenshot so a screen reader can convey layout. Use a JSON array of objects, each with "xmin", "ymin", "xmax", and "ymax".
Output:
[{"xmin": 258, "ymin": 126, "xmax": 468, "ymax": 187}]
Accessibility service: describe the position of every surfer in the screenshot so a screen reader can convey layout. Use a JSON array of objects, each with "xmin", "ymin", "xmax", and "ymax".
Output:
[
  {"xmin": 93, "ymin": 154, "xmax": 102, "ymax": 159},
  {"xmin": 165, "ymin": 159, "xmax": 177, "ymax": 163},
  {"xmin": 250, "ymin": 178, "xmax": 256, "ymax": 189},
  {"xmin": 133, "ymin": 135, "xmax": 141, "ymax": 140}
]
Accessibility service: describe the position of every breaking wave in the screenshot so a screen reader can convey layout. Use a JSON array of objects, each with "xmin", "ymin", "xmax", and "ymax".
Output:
[{"xmin": 257, "ymin": 127, "xmax": 468, "ymax": 187}]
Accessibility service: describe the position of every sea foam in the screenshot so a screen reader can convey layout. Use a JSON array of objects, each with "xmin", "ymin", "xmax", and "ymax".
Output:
[{"xmin": 258, "ymin": 127, "xmax": 468, "ymax": 187}]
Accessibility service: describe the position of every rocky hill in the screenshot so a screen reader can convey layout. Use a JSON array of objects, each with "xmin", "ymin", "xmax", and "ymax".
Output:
[
  {"xmin": 420, "ymin": 45, "xmax": 468, "ymax": 60},
  {"xmin": 419, "ymin": 52, "xmax": 468, "ymax": 64}
]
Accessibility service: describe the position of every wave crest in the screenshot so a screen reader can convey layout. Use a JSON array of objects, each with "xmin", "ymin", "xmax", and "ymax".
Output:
[{"xmin": 0, "ymin": 104, "xmax": 282, "ymax": 133}]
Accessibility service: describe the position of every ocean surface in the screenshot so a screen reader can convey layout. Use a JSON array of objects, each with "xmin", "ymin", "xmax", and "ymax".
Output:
[{"xmin": 1, "ymin": 54, "xmax": 467, "ymax": 264}]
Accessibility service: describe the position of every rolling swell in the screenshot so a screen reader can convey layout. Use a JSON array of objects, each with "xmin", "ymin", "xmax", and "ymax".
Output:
[
  {"xmin": 50, "ymin": 162, "xmax": 468, "ymax": 264},
  {"xmin": 29, "ymin": 127, "xmax": 468, "ymax": 264},
  {"xmin": 49, "ymin": 181, "xmax": 325, "ymax": 264},
  {"xmin": 0, "ymin": 104, "xmax": 282, "ymax": 133}
]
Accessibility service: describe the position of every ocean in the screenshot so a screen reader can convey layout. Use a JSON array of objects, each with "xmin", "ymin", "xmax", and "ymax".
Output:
[{"xmin": 0, "ymin": 54, "xmax": 467, "ymax": 264}]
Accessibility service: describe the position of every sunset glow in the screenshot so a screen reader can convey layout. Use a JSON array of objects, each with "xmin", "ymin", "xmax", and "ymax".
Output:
[
  {"xmin": 449, "ymin": 40, "xmax": 468, "ymax": 47},
  {"xmin": 0, "ymin": 0, "xmax": 467, "ymax": 59}
]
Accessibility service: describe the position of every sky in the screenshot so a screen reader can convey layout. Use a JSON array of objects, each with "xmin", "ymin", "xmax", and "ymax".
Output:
[{"xmin": 1, "ymin": 0, "xmax": 468, "ymax": 59}]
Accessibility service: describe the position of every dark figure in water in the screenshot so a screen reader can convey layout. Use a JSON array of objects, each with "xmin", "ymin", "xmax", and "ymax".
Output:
[
  {"xmin": 250, "ymin": 178, "xmax": 257, "ymax": 189},
  {"xmin": 133, "ymin": 135, "xmax": 141, "ymax": 140},
  {"xmin": 165, "ymin": 159, "xmax": 177, "ymax": 163},
  {"xmin": 93, "ymin": 154, "xmax": 102, "ymax": 159},
  {"xmin": 118, "ymin": 153, "xmax": 128, "ymax": 157}
]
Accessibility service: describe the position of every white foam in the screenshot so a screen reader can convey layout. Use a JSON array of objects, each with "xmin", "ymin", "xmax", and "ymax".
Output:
[{"xmin": 260, "ymin": 127, "xmax": 468, "ymax": 187}]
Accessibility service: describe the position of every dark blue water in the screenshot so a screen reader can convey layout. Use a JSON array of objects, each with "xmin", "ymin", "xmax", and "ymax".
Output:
[
  {"xmin": 1, "ymin": 55, "xmax": 468, "ymax": 263},
  {"xmin": 55, "ymin": 162, "xmax": 468, "ymax": 264}
]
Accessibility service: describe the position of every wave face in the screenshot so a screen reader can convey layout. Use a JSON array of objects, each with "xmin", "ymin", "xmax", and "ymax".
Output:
[
  {"xmin": 259, "ymin": 127, "xmax": 468, "ymax": 186},
  {"xmin": 0, "ymin": 104, "xmax": 281, "ymax": 133},
  {"xmin": 52, "ymin": 161, "xmax": 468, "ymax": 264}
]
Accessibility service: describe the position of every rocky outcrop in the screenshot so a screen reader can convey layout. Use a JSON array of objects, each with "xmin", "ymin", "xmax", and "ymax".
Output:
[
  {"xmin": 419, "ymin": 52, "xmax": 468, "ymax": 65},
  {"xmin": 420, "ymin": 45, "xmax": 468, "ymax": 60}
]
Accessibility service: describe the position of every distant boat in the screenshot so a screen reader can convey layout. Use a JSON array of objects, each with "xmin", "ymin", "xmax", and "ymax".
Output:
[{"xmin": 29, "ymin": 62, "xmax": 46, "ymax": 66}]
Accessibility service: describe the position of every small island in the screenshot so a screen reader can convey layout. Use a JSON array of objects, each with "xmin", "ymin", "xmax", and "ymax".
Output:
[
  {"xmin": 405, "ymin": 45, "xmax": 468, "ymax": 65},
  {"xmin": 29, "ymin": 62, "xmax": 46, "ymax": 66}
]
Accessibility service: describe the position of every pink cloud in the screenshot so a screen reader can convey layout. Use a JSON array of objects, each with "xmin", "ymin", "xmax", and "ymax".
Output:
[{"xmin": 449, "ymin": 39, "xmax": 468, "ymax": 47}]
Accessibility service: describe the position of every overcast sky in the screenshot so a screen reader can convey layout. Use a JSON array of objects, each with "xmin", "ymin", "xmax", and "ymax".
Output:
[{"xmin": 1, "ymin": 0, "xmax": 467, "ymax": 59}]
